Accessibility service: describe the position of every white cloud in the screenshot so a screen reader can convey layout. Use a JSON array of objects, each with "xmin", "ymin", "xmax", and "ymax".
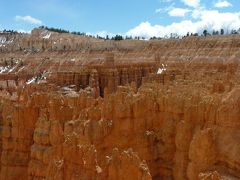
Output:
[
  {"xmin": 126, "ymin": 10, "xmax": 240, "ymax": 38},
  {"xmin": 156, "ymin": 8, "xmax": 164, "ymax": 13},
  {"xmin": 214, "ymin": 0, "xmax": 232, "ymax": 8},
  {"xmin": 156, "ymin": 3, "xmax": 175, "ymax": 13},
  {"xmin": 15, "ymin": 15, "xmax": 42, "ymax": 25},
  {"xmin": 86, "ymin": 31, "xmax": 115, "ymax": 38},
  {"xmin": 156, "ymin": 4, "xmax": 190, "ymax": 17},
  {"xmin": 96, "ymin": 31, "xmax": 116, "ymax": 38},
  {"xmin": 181, "ymin": 0, "xmax": 200, "ymax": 8},
  {"xmin": 126, "ymin": 21, "xmax": 194, "ymax": 39},
  {"xmin": 168, "ymin": 8, "xmax": 191, "ymax": 17},
  {"xmin": 192, "ymin": 6, "xmax": 205, "ymax": 19},
  {"xmin": 155, "ymin": 8, "xmax": 164, "ymax": 13}
]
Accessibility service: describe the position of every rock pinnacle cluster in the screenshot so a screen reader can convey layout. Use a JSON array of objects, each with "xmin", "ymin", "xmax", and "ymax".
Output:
[{"xmin": 0, "ymin": 28, "xmax": 240, "ymax": 179}]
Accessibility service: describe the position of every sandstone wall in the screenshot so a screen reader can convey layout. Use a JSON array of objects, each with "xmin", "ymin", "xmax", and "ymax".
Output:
[{"xmin": 0, "ymin": 31, "xmax": 240, "ymax": 179}]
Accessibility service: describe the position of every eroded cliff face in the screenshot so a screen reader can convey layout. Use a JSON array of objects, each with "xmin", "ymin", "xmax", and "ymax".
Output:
[{"xmin": 0, "ymin": 29, "xmax": 240, "ymax": 180}]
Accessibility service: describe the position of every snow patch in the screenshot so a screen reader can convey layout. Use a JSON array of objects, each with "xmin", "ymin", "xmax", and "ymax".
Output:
[
  {"xmin": 40, "ymin": 30, "xmax": 51, "ymax": 39},
  {"xmin": 26, "ymin": 71, "xmax": 49, "ymax": 85},
  {"xmin": 26, "ymin": 77, "xmax": 37, "ymax": 84},
  {"xmin": 8, "ymin": 39, "xmax": 13, "ymax": 43},
  {"xmin": 0, "ymin": 66, "xmax": 10, "ymax": 73},
  {"xmin": 6, "ymin": 38, "xmax": 14, "ymax": 44},
  {"xmin": 43, "ymin": 33, "xmax": 51, "ymax": 39},
  {"xmin": 41, "ymin": 71, "xmax": 49, "ymax": 80},
  {"xmin": 0, "ymin": 36, "xmax": 14, "ymax": 46},
  {"xmin": 62, "ymin": 87, "xmax": 73, "ymax": 91},
  {"xmin": 0, "ymin": 60, "xmax": 21, "ymax": 73},
  {"xmin": 157, "ymin": 68, "xmax": 163, "ymax": 74},
  {"xmin": 61, "ymin": 85, "xmax": 77, "ymax": 92},
  {"xmin": 8, "ymin": 65, "xmax": 17, "ymax": 73},
  {"xmin": 157, "ymin": 64, "xmax": 167, "ymax": 74},
  {"xmin": 0, "ymin": 36, "xmax": 6, "ymax": 44}
]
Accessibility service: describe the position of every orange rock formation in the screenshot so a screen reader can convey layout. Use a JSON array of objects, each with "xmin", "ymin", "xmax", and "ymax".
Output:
[{"xmin": 0, "ymin": 28, "xmax": 240, "ymax": 179}]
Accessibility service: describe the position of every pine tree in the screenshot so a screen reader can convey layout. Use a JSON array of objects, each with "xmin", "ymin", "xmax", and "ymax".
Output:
[
  {"xmin": 203, "ymin": 29, "xmax": 208, "ymax": 37},
  {"xmin": 220, "ymin": 29, "xmax": 224, "ymax": 35}
]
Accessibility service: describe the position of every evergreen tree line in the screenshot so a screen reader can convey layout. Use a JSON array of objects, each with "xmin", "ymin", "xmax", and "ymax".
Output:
[
  {"xmin": 186, "ymin": 28, "xmax": 240, "ymax": 38},
  {"xmin": 39, "ymin": 26, "xmax": 127, "ymax": 40},
  {"xmin": 40, "ymin": 26, "xmax": 240, "ymax": 40},
  {"xmin": 1, "ymin": 29, "xmax": 18, "ymax": 34},
  {"xmin": 1, "ymin": 26, "xmax": 240, "ymax": 40}
]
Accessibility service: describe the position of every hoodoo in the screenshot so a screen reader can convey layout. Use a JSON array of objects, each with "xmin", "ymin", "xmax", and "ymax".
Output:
[{"xmin": 0, "ymin": 28, "xmax": 240, "ymax": 179}]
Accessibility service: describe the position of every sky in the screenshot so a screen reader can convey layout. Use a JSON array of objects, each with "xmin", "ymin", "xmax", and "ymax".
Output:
[{"xmin": 0, "ymin": 0, "xmax": 240, "ymax": 38}]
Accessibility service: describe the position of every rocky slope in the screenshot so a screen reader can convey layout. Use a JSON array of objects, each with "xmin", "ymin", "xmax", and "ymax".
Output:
[{"xmin": 0, "ymin": 28, "xmax": 240, "ymax": 179}]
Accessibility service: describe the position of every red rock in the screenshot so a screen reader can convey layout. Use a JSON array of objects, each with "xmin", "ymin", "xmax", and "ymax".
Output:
[{"xmin": 0, "ymin": 30, "xmax": 240, "ymax": 179}]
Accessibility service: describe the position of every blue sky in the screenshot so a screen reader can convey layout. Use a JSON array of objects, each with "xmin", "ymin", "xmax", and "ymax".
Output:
[{"xmin": 0, "ymin": 0, "xmax": 240, "ymax": 37}]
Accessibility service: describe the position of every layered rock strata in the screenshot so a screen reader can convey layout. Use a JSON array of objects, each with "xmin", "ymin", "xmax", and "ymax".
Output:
[{"xmin": 0, "ymin": 29, "xmax": 240, "ymax": 179}]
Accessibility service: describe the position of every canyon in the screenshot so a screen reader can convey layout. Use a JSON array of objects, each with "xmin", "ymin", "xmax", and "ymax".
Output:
[{"xmin": 0, "ymin": 28, "xmax": 240, "ymax": 179}]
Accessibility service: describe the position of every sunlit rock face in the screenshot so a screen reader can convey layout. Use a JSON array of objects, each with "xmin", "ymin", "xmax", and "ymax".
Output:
[{"xmin": 0, "ymin": 29, "xmax": 240, "ymax": 179}]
